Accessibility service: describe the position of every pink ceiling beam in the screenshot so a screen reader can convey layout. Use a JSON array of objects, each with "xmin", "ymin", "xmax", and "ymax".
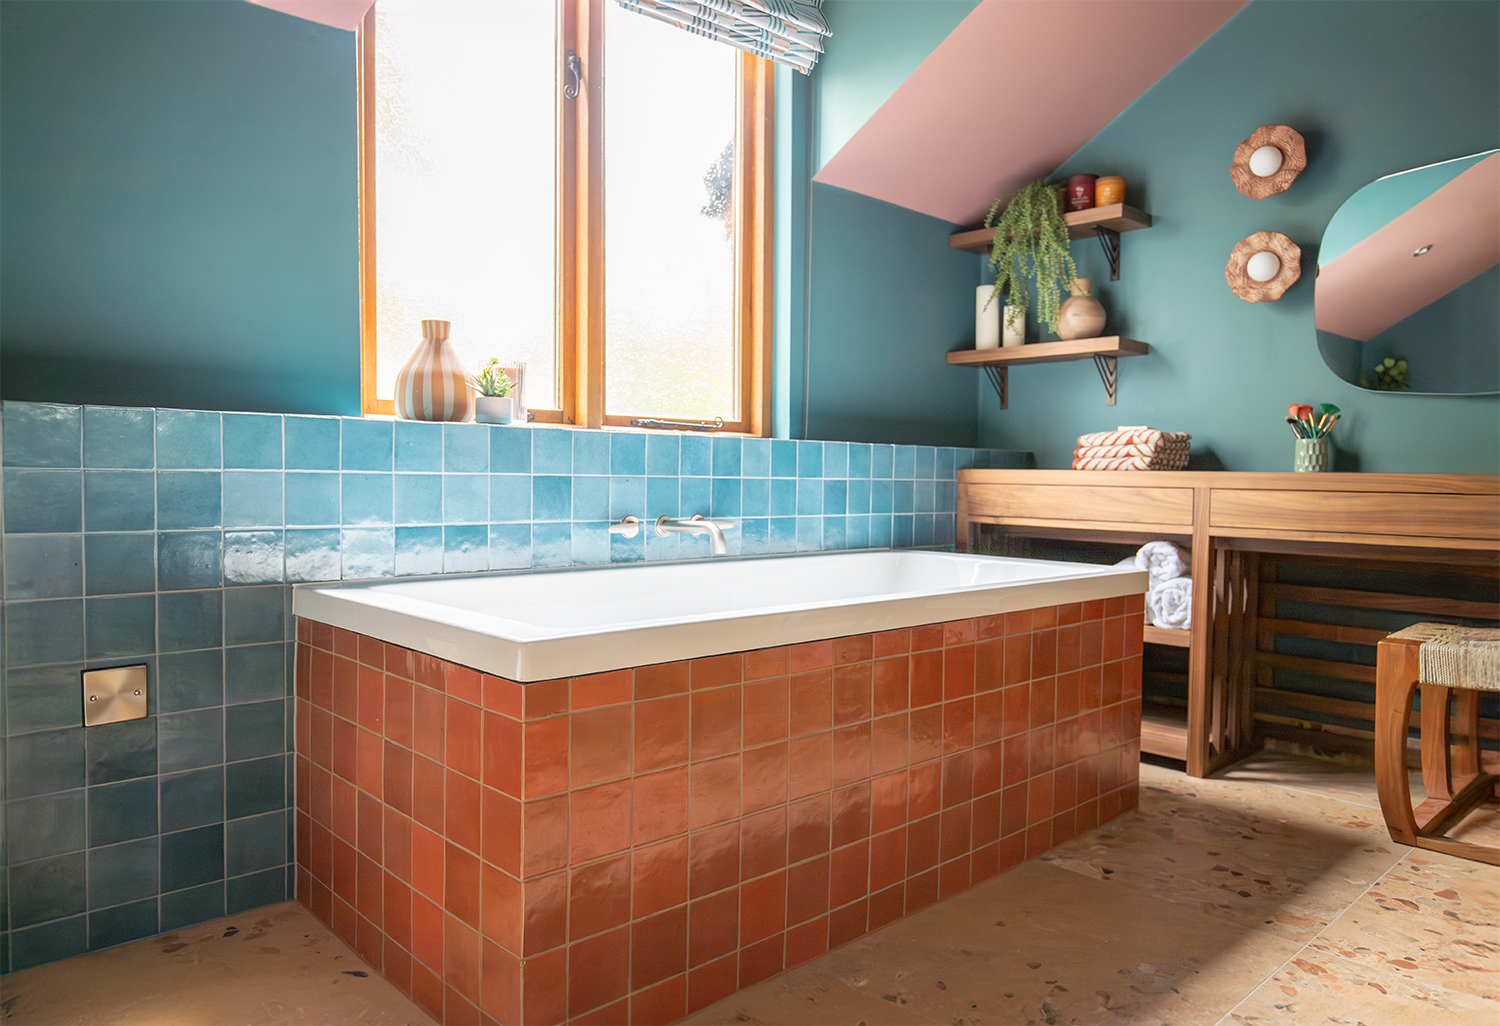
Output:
[
  {"xmin": 815, "ymin": 0, "xmax": 1246, "ymax": 226},
  {"xmin": 1315, "ymin": 154, "xmax": 1500, "ymax": 342},
  {"xmin": 246, "ymin": 0, "xmax": 372, "ymax": 32}
]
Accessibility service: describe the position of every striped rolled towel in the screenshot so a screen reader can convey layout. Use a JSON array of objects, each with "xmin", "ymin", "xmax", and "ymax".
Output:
[{"xmin": 1072, "ymin": 426, "xmax": 1191, "ymax": 471}]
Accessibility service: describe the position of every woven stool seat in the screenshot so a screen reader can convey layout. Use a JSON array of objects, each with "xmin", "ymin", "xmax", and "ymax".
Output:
[
  {"xmin": 1387, "ymin": 622, "xmax": 1500, "ymax": 691},
  {"xmin": 1374, "ymin": 624, "xmax": 1499, "ymax": 866}
]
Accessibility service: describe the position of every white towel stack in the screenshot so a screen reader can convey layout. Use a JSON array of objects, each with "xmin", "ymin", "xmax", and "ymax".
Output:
[
  {"xmin": 1073, "ymin": 427, "xmax": 1191, "ymax": 471},
  {"xmin": 1118, "ymin": 541, "xmax": 1193, "ymax": 629}
]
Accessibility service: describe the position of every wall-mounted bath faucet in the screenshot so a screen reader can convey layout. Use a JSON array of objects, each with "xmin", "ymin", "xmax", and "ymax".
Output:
[
  {"xmin": 608, "ymin": 516, "xmax": 641, "ymax": 538},
  {"xmin": 656, "ymin": 514, "xmax": 735, "ymax": 555}
]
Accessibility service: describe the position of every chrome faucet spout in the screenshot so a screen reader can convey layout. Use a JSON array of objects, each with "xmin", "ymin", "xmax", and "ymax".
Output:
[{"xmin": 655, "ymin": 514, "xmax": 735, "ymax": 555}]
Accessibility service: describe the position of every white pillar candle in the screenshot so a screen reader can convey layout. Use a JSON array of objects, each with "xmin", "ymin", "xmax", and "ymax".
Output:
[{"xmin": 975, "ymin": 286, "xmax": 1000, "ymax": 350}]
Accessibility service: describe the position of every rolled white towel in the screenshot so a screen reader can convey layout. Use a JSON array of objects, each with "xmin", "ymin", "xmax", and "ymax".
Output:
[
  {"xmin": 1148, "ymin": 577, "xmax": 1193, "ymax": 629},
  {"xmin": 1135, "ymin": 541, "xmax": 1190, "ymax": 587}
]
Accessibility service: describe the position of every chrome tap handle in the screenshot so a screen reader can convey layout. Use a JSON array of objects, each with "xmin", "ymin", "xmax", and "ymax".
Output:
[{"xmin": 608, "ymin": 516, "xmax": 641, "ymax": 538}]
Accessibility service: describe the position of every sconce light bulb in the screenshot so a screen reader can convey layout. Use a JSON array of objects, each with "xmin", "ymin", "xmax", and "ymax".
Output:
[
  {"xmin": 1249, "ymin": 145, "xmax": 1284, "ymax": 177},
  {"xmin": 1246, "ymin": 250, "xmax": 1282, "ymax": 282},
  {"xmin": 1413, "ymin": 245, "xmax": 1432, "ymax": 256}
]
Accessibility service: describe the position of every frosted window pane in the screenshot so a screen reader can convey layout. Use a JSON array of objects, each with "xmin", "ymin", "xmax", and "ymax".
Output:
[
  {"xmin": 375, "ymin": 1, "xmax": 557, "ymax": 408},
  {"xmin": 604, "ymin": 3, "xmax": 738, "ymax": 420}
]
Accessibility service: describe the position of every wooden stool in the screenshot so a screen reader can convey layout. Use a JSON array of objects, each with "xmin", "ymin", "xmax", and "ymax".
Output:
[{"xmin": 1374, "ymin": 623, "xmax": 1499, "ymax": 865}]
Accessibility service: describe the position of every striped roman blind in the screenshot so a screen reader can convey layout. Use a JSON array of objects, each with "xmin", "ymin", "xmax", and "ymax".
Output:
[{"xmin": 614, "ymin": 0, "xmax": 829, "ymax": 73}]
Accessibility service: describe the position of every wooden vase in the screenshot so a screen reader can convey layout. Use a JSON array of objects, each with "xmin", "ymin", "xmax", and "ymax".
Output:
[
  {"xmin": 395, "ymin": 319, "xmax": 474, "ymax": 422},
  {"xmin": 1056, "ymin": 279, "xmax": 1105, "ymax": 340}
]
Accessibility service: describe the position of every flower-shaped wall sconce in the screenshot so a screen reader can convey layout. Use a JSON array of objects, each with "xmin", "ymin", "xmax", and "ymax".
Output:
[
  {"xmin": 1226, "ymin": 231, "xmax": 1301, "ymax": 302},
  {"xmin": 1231, "ymin": 125, "xmax": 1307, "ymax": 199}
]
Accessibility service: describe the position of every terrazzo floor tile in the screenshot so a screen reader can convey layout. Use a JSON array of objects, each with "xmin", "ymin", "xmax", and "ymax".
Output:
[{"xmin": 0, "ymin": 902, "xmax": 433, "ymax": 1025}]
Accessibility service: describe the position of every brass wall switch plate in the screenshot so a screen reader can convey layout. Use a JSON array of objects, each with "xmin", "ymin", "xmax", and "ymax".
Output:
[{"xmin": 83, "ymin": 664, "xmax": 149, "ymax": 726}]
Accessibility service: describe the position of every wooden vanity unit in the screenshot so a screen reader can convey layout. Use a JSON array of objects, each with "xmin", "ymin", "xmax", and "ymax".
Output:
[{"xmin": 957, "ymin": 471, "xmax": 1500, "ymax": 777}]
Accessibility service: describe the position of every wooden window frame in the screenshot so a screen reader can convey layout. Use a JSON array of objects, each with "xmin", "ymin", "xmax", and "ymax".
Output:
[{"xmin": 358, "ymin": 0, "xmax": 773, "ymax": 435}]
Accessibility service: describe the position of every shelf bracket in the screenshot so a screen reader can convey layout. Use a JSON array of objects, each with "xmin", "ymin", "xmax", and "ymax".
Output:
[
  {"xmin": 1094, "ymin": 227, "xmax": 1122, "ymax": 281},
  {"xmin": 1093, "ymin": 354, "xmax": 1119, "ymax": 405},
  {"xmin": 983, "ymin": 365, "xmax": 1008, "ymax": 410}
]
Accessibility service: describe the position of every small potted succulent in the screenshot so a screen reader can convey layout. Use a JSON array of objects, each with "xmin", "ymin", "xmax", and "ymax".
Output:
[{"xmin": 472, "ymin": 359, "xmax": 515, "ymax": 424}]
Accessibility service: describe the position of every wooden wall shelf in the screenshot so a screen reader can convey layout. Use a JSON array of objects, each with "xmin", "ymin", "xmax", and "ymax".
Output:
[
  {"xmin": 950, "ymin": 203, "xmax": 1153, "ymax": 280},
  {"xmin": 1143, "ymin": 624, "xmax": 1191, "ymax": 648},
  {"xmin": 948, "ymin": 337, "xmax": 1149, "ymax": 408}
]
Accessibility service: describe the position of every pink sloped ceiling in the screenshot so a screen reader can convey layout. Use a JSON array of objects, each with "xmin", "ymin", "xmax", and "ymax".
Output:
[
  {"xmin": 246, "ymin": 0, "xmax": 372, "ymax": 32},
  {"xmin": 1315, "ymin": 154, "xmax": 1500, "ymax": 342},
  {"xmin": 815, "ymin": 0, "xmax": 1247, "ymax": 227}
]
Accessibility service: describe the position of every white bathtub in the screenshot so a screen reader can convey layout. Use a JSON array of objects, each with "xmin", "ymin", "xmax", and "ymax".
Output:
[{"xmin": 293, "ymin": 551, "xmax": 1147, "ymax": 682}]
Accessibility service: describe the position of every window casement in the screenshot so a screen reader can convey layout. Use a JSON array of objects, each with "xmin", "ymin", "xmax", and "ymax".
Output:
[{"xmin": 358, "ymin": 0, "xmax": 773, "ymax": 434}]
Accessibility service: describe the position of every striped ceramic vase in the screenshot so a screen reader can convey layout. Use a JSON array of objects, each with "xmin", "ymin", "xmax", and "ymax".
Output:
[{"xmin": 395, "ymin": 319, "xmax": 474, "ymax": 422}]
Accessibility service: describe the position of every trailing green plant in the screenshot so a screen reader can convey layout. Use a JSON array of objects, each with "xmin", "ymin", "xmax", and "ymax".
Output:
[
  {"xmin": 472, "ymin": 358, "xmax": 513, "ymax": 397},
  {"xmin": 983, "ymin": 180, "xmax": 1080, "ymax": 335}
]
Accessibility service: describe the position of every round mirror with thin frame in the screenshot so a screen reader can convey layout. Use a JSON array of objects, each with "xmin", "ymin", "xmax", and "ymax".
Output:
[{"xmin": 1315, "ymin": 149, "xmax": 1498, "ymax": 394}]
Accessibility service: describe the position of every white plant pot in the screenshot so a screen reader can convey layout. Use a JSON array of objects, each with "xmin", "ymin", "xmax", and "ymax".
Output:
[
  {"xmin": 474, "ymin": 395, "xmax": 514, "ymax": 424},
  {"xmin": 1002, "ymin": 306, "xmax": 1025, "ymax": 347}
]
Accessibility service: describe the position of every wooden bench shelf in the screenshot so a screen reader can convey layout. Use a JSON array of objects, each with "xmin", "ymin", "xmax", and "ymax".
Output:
[
  {"xmin": 1143, "ymin": 624, "xmax": 1191, "ymax": 648},
  {"xmin": 947, "ymin": 337, "xmax": 1149, "ymax": 408}
]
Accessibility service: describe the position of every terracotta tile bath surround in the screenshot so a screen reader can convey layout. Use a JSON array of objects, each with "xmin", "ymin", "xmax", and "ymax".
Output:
[{"xmin": 294, "ymin": 596, "xmax": 1144, "ymax": 1025}]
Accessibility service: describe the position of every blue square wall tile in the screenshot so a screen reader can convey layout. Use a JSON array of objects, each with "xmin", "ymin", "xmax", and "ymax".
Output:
[
  {"xmin": 88, "ymin": 777, "xmax": 159, "ymax": 846},
  {"xmin": 679, "ymin": 435, "xmax": 711, "ymax": 477},
  {"xmin": 83, "ymin": 470, "xmax": 153, "ymax": 532},
  {"xmin": 823, "ymin": 442, "xmax": 848, "ymax": 479},
  {"xmin": 157, "ymin": 472, "xmax": 221, "ymax": 530},
  {"xmin": 490, "ymin": 475, "xmax": 531, "ymax": 522},
  {"xmin": 913, "ymin": 446, "xmax": 935, "ymax": 481},
  {"xmin": 89, "ymin": 897, "xmax": 159, "ymax": 950},
  {"xmin": 158, "ymin": 649, "xmax": 223, "ymax": 713},
  {"xmin": 394, "ymin": 526, "xmax": 443, "ymax": 576},
  {"xmin": 6, "ymin": 664, "xmax": 84, "ymax": 736},
  {"xmin": 572, "ymin": 476, "xmax": 609, "ymax": 522},
  {"xmin": 847, "ymin": 515, "xmax": 870, "ymax": 550},
  {"xmin": 796, "ymin": 517, "xmax": 821, "ymax": 552},
  {"xmin": 488, "ymin": 523, "xmax": 532, "ymax": 571},
  {"xmin": 822, "ymin": 516, "xmax": 846, "ymax": 550},
  {"xmin": 4, "ymin": 534, "xmax": 83, "ymax": 600},
  {"xmin": 284, "ymin": 472, "xmax": 340, "ymax": 527},
  {"xmin": 6, "ymin": 599, "xmax": 85, "ymax": 667},
  {"xmin": 645, "ymin": 477, "xmax": 678, "ymax": 520},
  {"xmin": 225, "ymin": 643, "xmax": 285, "ymax": 704},
  {"xmin": 740, "ymin": 477, "xmax": 770, "ymax": 518},
  {"xmin": 156, "ymin": 411, "xmax": 221, "ymax": 470},
  {"xmin": 739, "ymin": 517, "xmax": 768, "ymax": 555},
  {"xmin": 9, "ymin": 852, "xmax": 87, "ymax": 929},
  {"xmin": 937, "ymin": 481, "xmax": 957, "ymax": 514},
  {"xmin": 393, "ymin": 474, "xmax": 442, "ymax": 525},
  {"xmin": 871, "ymin": 445, "xmax": 894, "ymax": 479},
  {"xmin": 768, "ymin": 517, "xmax": 797, "ymax": 554},
  {"xmin": 846, "ymin": 479, "xmax": 871, "ymax": 515},
  {"xmin": 914, "ymin": 514, "xmax": 935, "ymax": 546},
  {"xmin": 284, "ymin": 416, "xmax": 340, "ymax": 471},
  {"xmin": 443, "ymin": 525, "xmax": 489, "ymax": 574},
  {"xmin": 610, "ymin": 476, "xmax": 645, "ymax": 521},
  {"xmin": 227, "ymin": 868, "xmax": 286, "ymax": 915},
  {"xmin": 222, "ymin": 414, "xmax": 283, "ymax": 470},
  {"xmin": 893, "ymin": 446, "xmax": 915, "ymax": 480},
  {"xmin": 572, "ymin": 431, "xmax": 609, "ymax": 476},
  {"xmin": 570, "ymin": 523, "xmax": 609, "ymax": 567},
  {"xmin": 160, "ymin": 881, "xmax": 225, "ymax": 932},
  {"xmin": 86, "ymin": 717, "xmax": 156, "ymax": 785},
  {"xmin": 393, "ymin": 421, "xmax": 442, "ymax": 472},
  {"xmin": 443, "ymin": 475, "xmax": 488, "ymax": 523},
  {"xmin": 6, "ymin": 791, "xmax": 87, "ymax": 864},
  {"xmin": 770, "ymin": 439, "xmax": 797, "ymax": 478},
  {"xmin": 847, "ymin": 444, "xmax": 871, "ymax": 479},
  {"xmin": 892, "ymin": 515, "xmax": 914, "ymax": 548},
  {"xmin": 645, "ymin": 434, "xmax": 679, "ymax": 477},
  {"xmin": 225, "ymin": 755, "xmax": 284, "ymax": 819},
  {"xmin": 796, "ymin": 479, "xmax": 822, "ymax": 516},
  {"xmin": 609, "ymin": 529, "xmax": 645, "ymax": 564},
  {"xmin": 83, "ymin": 407, "xmax": 154, "ymax": 470},
  {"xmin": 285, "ymin": 529, "xmax": 340, "ymax": 583},
  {"xmin": 870, "ymin": 479, "xmax": 893, "ymax": 514},
  {"xmin": 444, "ymin": 422, "xmax": 489, "ymax": 472},
  {"xmin": 915, "ymin": 480, "xmax": 936, "ymax": 514},
  {"xmin": 935, "ymin": 447, "xmax": 956, "ymax": 480},
  {"xmin": 532, "ymin": 522, "xmax": 571, "ymax": 568},
  {"xmin": 225, "ymin": 811, "xmax": 286, "ymax": 878},
  {"xmin": 741, "ymin": 438, "xmax": 771, "ymax": 478},
  {"xmin": 341, "ymin": 474, "xmax": 392, "ymax": 526},
  {"xmin": 157, "ymin": 590, "xmax": 223, "ymax": 653},
  {"xmin": 223, "ymin": 531, "xmax": 284, "ymax": 586},
  {"xmin": 10, "ymin": 916, "xmax": 88, "ymax": 971},
  {"xmin": 160, "ymin": 824, "xmax": 223, "ymax": 893},
  {"xmin": 490, "ymin": 427, "xmax": 531, "ymax": 474},
  {"xmin": 160, "ymin": 767, "xmax": 224, "ymax": 833},
  {"xmin": 532, "ymin": 429, "xmax": 571, "ymax": 475},
  {"xmin": 894, "ymin": 480, "xmax": 915, "ymax": 514},
  {"xmin": 822, "ymin": 480, "xmax": 847, "ymax": 515},
  {"xmin": 340, "ymin": 528, "xmax": 394, "ymax": 579},
  {"xmin": 85, "ymin": 534, "xmax": 156, "ymax": 596},
  {"xmin": 158, "ymin": 532, "xmax": 222, "ymax": 591},
  {"xmin": 870, "ymin": 514, "xmax": 893, "ymax": 548},
  {"xmin": 223, "ymin": 586, "xmax": 284, "ymax": 646},
  {"xmin": 711, "ymin": 478, "xmax": 741, "ymax": 519},
  {"xmin": 533, "ymin": 477, "xmax": 571, "ymax": 522},
  {"xmin": 796, "ymin": 440, "xmax": 822, "ymax": 479},
  {"xmin": 225, "ymin": 701, "xmax": 284, "ymax": 763},
  {"xmin": 223, "ymin": 472, "xmax": 283, "ymax": 529},
  {"xmin": 610, "ymin": 433, "xmax": 646, "ymax": 476},
  {"xmin": 6, "ymin": 469, "xmax": 82, "ymax": 533},
  {"xmin": 770, "ymin": 478, "xmax": 797, "ymax": 518},
  {"xmin": 711, "ymin": 437, "xmax": 741, "ymax": 477},
  {"xmin": 341, "ymin": 418, "xmax": 392, "ymax": 471},
  {"xmin": 644, "ymin": 528, "xmax": 678, "ymax": 562},
  {"xmin": 4, "ymin": 402, "xmax": 81, "ymax": 467},
  {"xmin": 679, "ymin": 476, "xmax": 711, "ymax": 518}
]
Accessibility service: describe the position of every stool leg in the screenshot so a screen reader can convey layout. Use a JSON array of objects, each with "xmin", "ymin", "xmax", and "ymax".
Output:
[
  {"xmin": 1420, "ymin": 683, "xmax": 1454, "ymax": 801},
  {"xmin": 1375, "ymin": 639, "xmax": 1422, "ymax": 847},
  {"xmin": 1451, "ymin": 689, "xmax": 1481, "ymax": 780}
]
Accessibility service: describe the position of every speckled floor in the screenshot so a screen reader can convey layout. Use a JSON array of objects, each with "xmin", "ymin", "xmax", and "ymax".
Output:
[{"xmin": 3, "ymin": 749, "xmax": 1493, "ymax": 1026}]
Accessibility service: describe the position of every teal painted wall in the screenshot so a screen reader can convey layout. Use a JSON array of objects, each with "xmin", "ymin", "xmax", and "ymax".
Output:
[
  {"xmin": 0, "ymin": 1, "xmax": 359, "ymax": 416},
  {"xmin": 979, "ymin": 0, "xmax": 1500, "ymax": 473},
  {"xmin": 804, "ymin": 184, "xmax": 980, "ymax": 446},
  {"xmin": 816, "ymin": 0, "xmax": 978, "ymax": 170}
]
